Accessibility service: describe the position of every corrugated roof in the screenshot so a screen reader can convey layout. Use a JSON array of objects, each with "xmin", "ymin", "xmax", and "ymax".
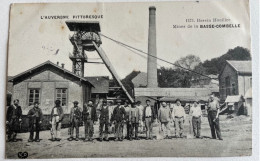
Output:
[
  {"xmin": 227, "ymin": 61, "xmax": 252, "ymax": 74},
  {"xmin": 225, "ymin": 95, "xmax": 244, "ymax": 103},
  {"xmin": 85, "ymin": 76, "xmax": 109, "ymax": 94},
  {"xmin": 134, "ymin": 88, "xmax": 214, "ymax": 97}
]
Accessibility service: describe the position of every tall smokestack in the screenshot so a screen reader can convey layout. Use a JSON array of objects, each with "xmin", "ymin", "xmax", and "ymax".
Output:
[{"xmin": 147, "ymin": 6, "xmax": 158, "ymax": 88}]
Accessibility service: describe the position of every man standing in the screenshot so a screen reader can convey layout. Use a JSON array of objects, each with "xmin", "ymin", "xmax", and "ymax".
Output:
[
  {"xmin": 111, "ymin": 100, "xmax": 126, "ymax": 141},
  {"xmin": 207, "ymin": 95, "xmax": 223, "ymax": 140},
  {"xmin": 173, "ymin": 99, "xmax": 186, "ymax": 138},
  {"xmin": 189, "ymin": 100, "xmax": 202, "ymax": 138},
  {"xmin": 6, "ymin": 99, "xmax": 22, "ymax": 142},
  {"xmin": 123, "ymin": 100, "xmax": 131, "ymax": 140},
  {"xmin": 129, "ymin": 102, "xmax": 141, "ymax": 140},
  {"xmin": 82, "ymin": 100, "xmax": 97, "ymax": 142},
  {"xmin": 136, "ymin": 101, "xmax": 145, "ymax": 133},
  {"xmin": 158, "ymin": 101, "xmax": 171, "ymax": 139},
  {"xmin": 143, "ymin": 99, "xmax": 156, "ymax": 140},
  {"xmin": 68, "ymin": 101, "xmax": 82, "ymax": 141},
  {"xmin": 99, "ymin": 100, "xmax": 110, "ymax": 141},
  {"xmin": 27, "ymin": 102, "xmax": 43, "ymax": 142},
  {"xmin": 50, "ymin": 100, "xmax": 64, "ymax": 141}
]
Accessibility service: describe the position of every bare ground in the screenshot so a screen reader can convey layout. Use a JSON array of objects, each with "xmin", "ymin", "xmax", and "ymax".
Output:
[{"xmin": 5, "ymin": 115, "xmax": 252, "ymax": 159}]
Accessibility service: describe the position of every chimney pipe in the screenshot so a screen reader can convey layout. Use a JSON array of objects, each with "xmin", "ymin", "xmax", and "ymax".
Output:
[
  {"xmin": 61, "ymin": 63, "xmax": 65, "ymax": 68},
  {"xmin": 57, "ymin": 62, "xmax": 59, "ymax": 66},
  {"xmin": 147, "ymin": 6, "xmax": 158, "ymax": 88}
]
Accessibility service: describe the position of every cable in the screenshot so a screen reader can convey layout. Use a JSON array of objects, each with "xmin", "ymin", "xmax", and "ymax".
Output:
[{"xmin": 100, "ymin": 33, "xmax": 217, "ymax": 80}]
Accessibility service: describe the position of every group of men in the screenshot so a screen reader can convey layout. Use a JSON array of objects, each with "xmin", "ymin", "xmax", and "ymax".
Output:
[{"xmin": 6, "ymin": 94, "xmax": 222, "ymax": 142}]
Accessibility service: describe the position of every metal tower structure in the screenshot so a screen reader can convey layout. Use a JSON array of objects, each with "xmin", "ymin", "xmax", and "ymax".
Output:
[{"xmin": 65, "ymin": 21, "xmax": 134, "ymax": 103}]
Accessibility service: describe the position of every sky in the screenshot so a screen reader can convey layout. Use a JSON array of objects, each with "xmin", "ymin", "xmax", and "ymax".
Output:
[{"xmin": 8, "ymin": 0, "xmax": 250, "ymax": 79}]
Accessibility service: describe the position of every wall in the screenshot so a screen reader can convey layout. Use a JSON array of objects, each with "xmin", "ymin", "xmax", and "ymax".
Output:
[
  {"xmin": 12, "ymin": 68, "xmax": 90, "ymax": 115},
  {"xmin": 219, "ymin": 64, "xmax": 238, "ymax": 102},
  {"xmin": 238, "ymin": 75, "xmax": 252, "ymax": 96}
]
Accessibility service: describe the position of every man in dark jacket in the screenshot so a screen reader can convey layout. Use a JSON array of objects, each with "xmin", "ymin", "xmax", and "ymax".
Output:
[
  {"xmin": 82, "ymin": 100, "xmax": 97, "ymax": 141},
  {"xmin": 111, "ymin": 100, "xmax": 126, "ymax": 141},
  {"xmin": 143, "ymin": 99, "xmax": 156, "ymax": 140},
  {"xmin": 50, "ymin": 100, "xmax": 64, "ymax": 141},
  {"xmin": 99, "ymin": 100, "xmax": 110, "ymax": 141},
  {"xmin": 68, "ymin": 101, "xmax": 82, "ymax": 141},
  {"xmin": 27, "ymin": 102, "xmax": 43, "ymax": 142},
  {"xmin": 6, "ymin": 99, "xmax": 22, "ymax": 142}
]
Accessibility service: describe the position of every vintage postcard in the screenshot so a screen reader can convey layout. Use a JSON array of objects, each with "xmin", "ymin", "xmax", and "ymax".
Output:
[{"xmin": 6, "ymin": 0, "xmax": 251, "ymax": 159}]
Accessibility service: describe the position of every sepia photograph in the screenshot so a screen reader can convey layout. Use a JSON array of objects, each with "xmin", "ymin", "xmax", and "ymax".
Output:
[{"xmin": 4, "ymin": 0, "xmax": 253, "ymax": 159}]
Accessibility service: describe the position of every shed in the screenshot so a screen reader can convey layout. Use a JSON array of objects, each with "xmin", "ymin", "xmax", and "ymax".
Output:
[{"xmin": 224, "ymin": 95, "xmax": 245, "ymax": 115}]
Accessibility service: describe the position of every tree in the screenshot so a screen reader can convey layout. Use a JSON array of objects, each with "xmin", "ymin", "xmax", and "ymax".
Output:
[{"xmin": 174, "ymin": 55, "xmax": 202, "ymax": 70}]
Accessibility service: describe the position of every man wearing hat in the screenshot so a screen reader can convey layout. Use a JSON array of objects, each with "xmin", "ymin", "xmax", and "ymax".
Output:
[
  {"xmin": 158, "ymin": 101, "xmax": 171, "ymax": 139},
  {"xmin": 82, "ymin": 100, "xmax": 97, "ymax": 141},
  {"xmin": 207, "ymin": 94, "xmax": 223, "ymax": 140},
  {"xmin": 27, "ymin": 102, "xmax": 43, "ymax": 142},
  {"xmin": 50, "ymin": 100, "xmax": 64, "ymax": 141},
  {"xmin": 189, "ymin": 100, "xmax": 202, "ymax": 138},
  {"xmin": 111, "ymin": 99, "xmax": 126, "ymax": 141},
  {"xmin": 143, "ymin": 99, "xmax": 156, "ymax": 140},
  {"xmin": 123, "ymin": 100, "xmax": 131, "ymax": 140},
  {"xmin": 6, "ymin": 99, "xmax": 22, "ymax": 142},
  {"xmin": 99, "ymin": 100, "xmax": 110, "ymax": 141},
  {"xmin": 129, "ymin": 102, "xmax": 141, "ymax": 140},
  {"xmin": 68, "ymin": 101, "xmax": 82, "ymax": 141},
  {"xmin": 173, "ymin": 99, "xmax": 186, "ymax": 138}
]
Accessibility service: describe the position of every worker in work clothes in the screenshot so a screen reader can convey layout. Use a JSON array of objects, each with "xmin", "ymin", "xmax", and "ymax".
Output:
[
  {"xmin": 129, "ymin": 102, "xmax": 141, "ymax": 140},
  {"xmin": 99, "ymin": 100, "xmax": 110, "ymax": 141},
  {"xmin": 173, "ymin": 99, "xmax": 186, "ymax": 138},
  {"xmin": 68, "ymin": 101, "xmax": 82, "ymax": 141},
  {"xmin": 136, "ymin": 101, "xmax": 145, "ymax": 133},
  {"xmin": 6, "ymin": 99, "xmax": 22, "ymax": 142},
  {"xmin": 158, "ymin": 101, "xmax": 171, "ymax": 139},
  {"xmin": 143, "ymin": 99, "xmax": 156, "ymax": 140},
  {"xmin": 50, "ymin": 100, "xmax": 64, "ymax": 141},
  {"xmin": 123, "ymin": 100, "xmax": 131, "ymax": 140},
  {"xmin": 111, "ymin": 100, "xmax": 126, "ymax": 141},
  {"xmin": 189, "ymin": 100, "xmax": 202, "ymax": 138},
  {"xmin": 82, "ymin": 100, "xmax": 97, "ymax": 142},
  {"xmin": 27, "ymin": 102, "xmax": 43, "ymax": 142},
  {"xmin": 207, "ymin": 95, "xmax": 223, "ymax": 140}
]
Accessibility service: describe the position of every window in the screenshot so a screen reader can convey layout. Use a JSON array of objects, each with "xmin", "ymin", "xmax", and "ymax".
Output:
[
  {"xmin": 232, "ymin": 83, "xmax": 236, "ymax": 95},
  {"xmin": 28, "ymin": 89, "xmax": 40, "ymax": 106},
  {"xmin": 225, "ymin": 76, "xmax": 231, "ymax": 96},
  {"xmin": 56, "ymin": 88, "xmax": 67, "ymax": 106}
]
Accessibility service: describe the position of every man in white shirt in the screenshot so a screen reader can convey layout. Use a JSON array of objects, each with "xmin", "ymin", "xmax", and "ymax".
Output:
[
  {"xmin": 189, "ymin": 100, "xmax": 202, "ymax": 138},
  {"xmin": 142, "ymin": 99, "xmax": 156, "ymax": 140},
  {"xmin": 173, "ymin": 99, "xmax": 186, "ymax": 138}
]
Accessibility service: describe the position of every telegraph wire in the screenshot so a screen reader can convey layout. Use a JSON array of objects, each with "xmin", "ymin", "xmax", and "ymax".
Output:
[{"xmin": 100, "ymin": 33, "xmax": 216, "ymax": 80}]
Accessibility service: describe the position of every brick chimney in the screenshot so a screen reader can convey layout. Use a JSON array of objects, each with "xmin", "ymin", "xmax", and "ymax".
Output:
[
  {"xmin": 61, "ymin": 63, "xmax": 65, "ymax": 68},
  {"xmin": 147, "ymin": 6, "xmax": 158, "ymax": 88}
]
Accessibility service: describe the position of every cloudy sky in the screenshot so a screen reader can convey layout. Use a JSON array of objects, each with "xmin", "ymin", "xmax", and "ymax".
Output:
[{"xmin": 8, "ymin": 0, "xmax": 250, "ymax": 79}]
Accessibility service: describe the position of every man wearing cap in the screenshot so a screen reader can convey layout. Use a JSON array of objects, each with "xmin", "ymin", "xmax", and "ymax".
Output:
[
  {"xmin": 129, "ymin": 102, "xmax": 141, "ymax": 140},
  {"xmin": 27, "ymin": 102, "xmax": 43, "ymax": 142},
  {"xmin": 189, "ymin": 100, "xmax": 202, "ymax": 138},
  {"xmin": 82, "ymin": 100, "xmax": 97, "ymax": 142},
  {"xmin": 158, "ymin": 101, "xmax": 171, "ymax": 139},
  {"xmin": 68, "ymin": 101, "xmax": 82, "ymax": 141},
  {"xmin": 123, "ymin": 100, "xmax": 131, "ymax": 140},
  {"xmin": 99, "ymin": 100, "xmax": 110, "ymax": 141},
  {"xmin": 50, "ymin": 100, "xmax": 64, "ymax": 141},
  {"xmin": 207, "ymin": 95, "xmax": 223, "ymax": 140},
  {"xmin": 136, "ymin": 101, "xmax": 145, "ymax": 133},
  {"xmin": 6, "ymin": 99, "xmax": 22, "ymax": 142},
  {"xmin": 143, "ymin": 99, "xmax": 156, "ymax": 140},
  {"xmin": 111, "ymin": 100, "xmax": 126, "ymax": 141},
  {"xmin": 173, "ymin": 99, "xmax": 186, "ymax": 138}
]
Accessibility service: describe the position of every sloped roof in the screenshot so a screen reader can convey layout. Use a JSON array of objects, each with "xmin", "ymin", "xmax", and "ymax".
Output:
[
  {"xmin": 132, "ymin": 72, "xmax": 147, "ymax": 87},
  {"xmin": 227, "ymin": 60, "xmax": 252, "ymax": 74},
  {"xmin": 225, "ymin": 95, "xmax": 244, "ymax": 103},
  {"xmin": 8, "ymin": 61, "xmax": 93, "ymax": 86},
  {"xmin": 85, "ymin": 76, "xmax": 109, "ymax": 94},
  {"xmin": 160, "ymin": 96, "xmax": 209, "ymax": 102}
]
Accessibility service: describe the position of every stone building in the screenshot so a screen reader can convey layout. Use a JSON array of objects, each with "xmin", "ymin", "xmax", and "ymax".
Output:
[
  {"xmin": 219, "ymin": 60, "xmax": 252, "ymax": 102},
  {"xmin": 8, "ymin": 61, "xmax": 93, "ymax": 114}
]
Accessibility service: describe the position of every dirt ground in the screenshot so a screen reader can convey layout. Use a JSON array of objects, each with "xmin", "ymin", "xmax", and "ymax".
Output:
[{"xmin": 5, "ymin": 115, "xmax": 252, "ymax": 159}]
